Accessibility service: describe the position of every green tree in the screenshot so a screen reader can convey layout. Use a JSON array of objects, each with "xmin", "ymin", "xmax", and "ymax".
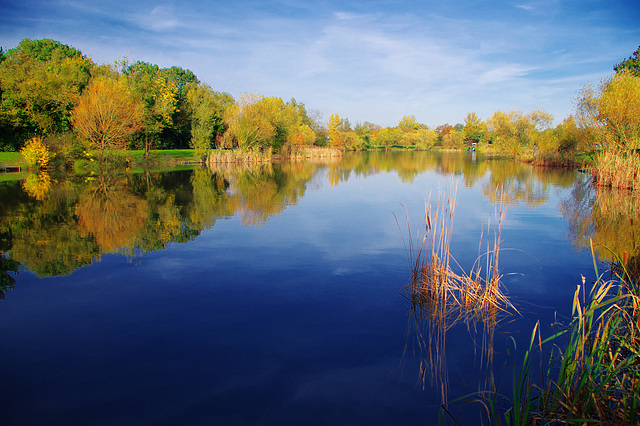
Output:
[
  {"xmin": 354, "ymin": 121, "xmax": 380, "ymax": 146},
  {"xmin": 286, "ymin": 98, "xmax": 318, "ymax": 129},
  {"xmin": 158, "ymin": 66, "xmax": 199, "ymax": 148},
  {"xmin": 614, "ymin": 46, "xmax": 640, "ymax": 76},
  {"xmin": 0, "ymin": 38, "xmax": 92, "ymax": 149},
  {"xmin": 338, "ymin": 116, "xmax": 351, "ymax": 132},
  {"xmin": 463, "ymin": 112, "xmax": 487, "ymax": 144},
  {"xmin": 187, "ymin": 82, "xmax": 234, "ymax": 155},
  {"xmin": 122, "ymin": 61, "xmax": 179, "ymax": 150}
]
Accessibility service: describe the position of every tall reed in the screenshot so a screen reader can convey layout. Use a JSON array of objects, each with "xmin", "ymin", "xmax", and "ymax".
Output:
[
  {"xmin": 464, "ymin": 240, "xmax": 640, "ymax": 424},
  {"xmin": 206, "ymin": 148, "xmax": 272, "ymax": 164},
  {"xmin": 278, "ymin": 145, "xmax": 343, "ymax": 160},
  {"xmin": 400, "ymin": 184, "xmax": 515, "ymax": 321},
  {"xmin": 398, "ymin": 183, "xmax": 516, "ymax": 403},
  {"xmin": 592, "ymin": 150, "xmax": 640, "ymax": 191}
]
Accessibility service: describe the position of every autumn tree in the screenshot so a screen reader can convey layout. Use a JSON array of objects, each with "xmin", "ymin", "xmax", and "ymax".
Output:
[
  {"xmin": 278, "ymin": 98, "xmax": 314, "ymax": 148},
  {"xmin": 414, "ymin": 128, "xmax": 438, "ymax": 150},
  {"xmin": 486, "ymin": 110, "xmax": 553, "ymax": 156},
  {"xmin": 326, "ymin": 113, "xmax": 343, "ymax": 147},
  {"xmin": 549, "ymin": 115, "xmax": 590, "ymax": 154},
  {"xmin": 71, "ymin": 76, "xmax": 144, "ymax": 153},
  {"xmin": 373, "ymin": 127, "xmax": 402, "ymax": 149},
  {"xmin": 435, "ymin": 124, "xmax": 454, "ymax": 145},
  {"xmin": 463, "ymin": 112, "xmax": 487, "ymax": 144},
  {"xmin": 0, "ymin": 38, "xmax": 92, "ymax": 149},
  {"xmin": 224, "ymin": 93, "xmax": 303, "ymax": 152},
  {"xmin": 442, "ymin": 129, "xmax": 465, "ymax": 149},
  {"xmin": 577, "ymin": 70, "xmax": 640, "ymax": 153},
  {"xmin": 354, "ymin": 122, "xmax": 380, "ymax": 147},
  {"xmin": 398, "ymin": 115, "xmax": 420, "ymax": 130},
  {"xmin": 287, "ymin": 98, "xmax": 321, "ymax": 129}
]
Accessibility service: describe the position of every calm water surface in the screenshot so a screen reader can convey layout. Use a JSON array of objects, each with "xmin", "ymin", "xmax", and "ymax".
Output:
[{"xmin": 0, "ymin": 151, "xmax": 635, "ymax": 425}]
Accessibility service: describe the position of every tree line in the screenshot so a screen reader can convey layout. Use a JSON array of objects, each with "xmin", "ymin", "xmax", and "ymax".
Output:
[
  {"xmin": 0, "ymin": 38, "xmax": 327, "ymax": 160},
  {"xmin": 1, "ymin": 39, "xmax": 639, "ymax": 173}
]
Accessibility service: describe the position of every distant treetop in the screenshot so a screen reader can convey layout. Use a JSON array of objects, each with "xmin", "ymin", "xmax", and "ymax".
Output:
[
  {"xmin": 614, "ymin": 46, "xmax": 640, "ymax": 77},
  {"xmin": 7, "ymin": 38, "xmax": 84, "ymax": 62}
]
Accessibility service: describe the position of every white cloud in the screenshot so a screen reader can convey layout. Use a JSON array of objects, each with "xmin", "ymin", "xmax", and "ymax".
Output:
[
  {"xmin": 135, "ymin": 5, "xmax": 182, "ymax": 32},
  {"xmin": 477, "ymin": 65, "xmax": 533, "ymax": 85}
]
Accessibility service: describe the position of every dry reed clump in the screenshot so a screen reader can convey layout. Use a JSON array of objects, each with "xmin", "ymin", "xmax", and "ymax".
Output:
[
  {"xmin": 397, "ymin": 184, "xmax": 516, "ymax": 401},
  {"xmin": 401, "ymin": 184, "xmax": 516, "ymax": 323},
  {"xmin": 280, "ymin": 146, "xmax": 343, "ymax": 160},
  {"xmin": 207, "ymin": 146, "xmax": 343, "ymax": 165},
  {"xmin": 592, "ymin": 150, "xmax": 640, "ymax": 191},
  {"xmin": 206, "ymin": 149, "xmax": 272, "ymax": 165}
]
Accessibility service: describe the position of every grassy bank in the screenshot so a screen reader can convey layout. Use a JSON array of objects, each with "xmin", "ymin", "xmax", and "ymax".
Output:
[{"xmin": 0, "ymin": 152, "xmax": 28, "ymax": 168}]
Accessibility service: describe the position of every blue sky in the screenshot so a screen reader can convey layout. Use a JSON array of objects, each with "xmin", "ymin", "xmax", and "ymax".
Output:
[{"xmin": 1, "ymin": 0, "xmax": 638, "ymax": 127}]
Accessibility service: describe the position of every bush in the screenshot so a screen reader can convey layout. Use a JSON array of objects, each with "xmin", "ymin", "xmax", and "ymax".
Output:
[{"xmin": 20, "ymin": 136, "xmax": 53, "ymax": 169}]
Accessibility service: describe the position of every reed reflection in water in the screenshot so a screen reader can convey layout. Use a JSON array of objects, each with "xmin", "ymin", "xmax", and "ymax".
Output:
[{"xmin": 396, "ymin": 181, "xmax": 517, "ymax": 407}]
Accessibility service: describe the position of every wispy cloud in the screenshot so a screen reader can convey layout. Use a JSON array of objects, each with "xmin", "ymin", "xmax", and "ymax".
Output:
[
  {"xmin": 135, "ymin": 5, "xmax": 183, "ymax": 32},
  {"xmin": 1, "ymin": 0, "xmax": 637, "ymax": 126}
]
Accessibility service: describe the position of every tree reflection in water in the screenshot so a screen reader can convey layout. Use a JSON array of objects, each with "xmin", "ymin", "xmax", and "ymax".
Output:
[
  {"xmin": 560, "ymin": 176, "xmax": 640, "ymax": 281},
  {"xmin": 0, "ymin": 161, "xmax": 332, "ymax": 277}
]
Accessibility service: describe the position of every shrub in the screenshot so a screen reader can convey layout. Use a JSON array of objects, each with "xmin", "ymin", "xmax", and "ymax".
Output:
[{"xmin": 20, "ymin": 136, "xmax": 53, "ymax": 169}]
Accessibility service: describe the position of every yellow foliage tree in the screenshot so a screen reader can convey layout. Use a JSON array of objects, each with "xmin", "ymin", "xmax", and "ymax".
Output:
[
  {"xmin": 326, "ymin": 113, "xmax": 343, "ymax": 147},
  {"xmin": 22, "ymin": 172, "xmax": 53, "ymax": 201},
  {"xmin": 578, "ymin": 70, "xmax": 640, "ymax": 153},
  {"xmin": 20, "ymin": 136, "xmax": 53, "ymax": 169},
  {"xmin": 442, "ymin": 129, "xmax": 465, "ymax": 149},
  {"xmin": 463, "ymin": 112, "xmax": 487, "ymax": 144},
  {"xmin": 415, "ymin": 128, "xmax": 438, "ymax": 151},
  {"xmin": 487, "ymin": 110, "xmax": 553, "ymax": 157},
  {"xmin": 71, "ymin": 77, "xmax": 144, "ymax": 153},
  {"xmin": 224, "ymin": 93, "xmax": 300, "ymax": 151}
]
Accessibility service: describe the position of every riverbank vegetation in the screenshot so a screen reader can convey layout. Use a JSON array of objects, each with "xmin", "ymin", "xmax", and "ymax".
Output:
[
  {"xmin": 452, "ymin": 247, "xmax": 640, "ymax": 425},
  {"xmin": 1, "ymin": 39, "xmax": 638, "ymax": 186}
]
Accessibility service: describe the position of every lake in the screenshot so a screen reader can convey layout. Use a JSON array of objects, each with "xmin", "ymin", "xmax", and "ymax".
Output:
[{"xmin": 0, "ymin": 150, "xmax": 635, "ymax": 425}]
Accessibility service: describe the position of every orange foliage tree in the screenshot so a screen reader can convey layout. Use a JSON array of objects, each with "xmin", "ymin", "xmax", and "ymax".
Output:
[{"xmin": 72, "ymin": 76, "xmax": 144, "ymax": 152}]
